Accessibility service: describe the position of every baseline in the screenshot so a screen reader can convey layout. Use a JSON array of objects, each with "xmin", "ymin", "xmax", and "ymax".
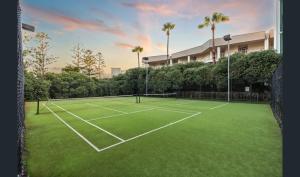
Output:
[
  {"xmin": 44, "ymin": 104, "xmax": 100, "ymax": 152},
  {"xmin": 52, "ymin": 103, "xmax": 125, "ymax": 142}
]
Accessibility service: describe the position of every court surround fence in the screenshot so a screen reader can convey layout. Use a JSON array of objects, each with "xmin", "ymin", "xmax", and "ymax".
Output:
[
  {"xmin": 270, "ymin": 62, "xmax": 283, "ymax": 129},
  {"xmin": 17, "ymin": 1, "xmax": 26, "ymax": 176},
  {"xmin": 177, "ymin": 91, "xmax": 270, "ymax": 102}
]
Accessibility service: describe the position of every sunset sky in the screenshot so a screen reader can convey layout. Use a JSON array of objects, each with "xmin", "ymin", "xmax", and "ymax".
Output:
[{"xmin": 21, "ymin": 0, "xmax": 276, "ymax": 75}]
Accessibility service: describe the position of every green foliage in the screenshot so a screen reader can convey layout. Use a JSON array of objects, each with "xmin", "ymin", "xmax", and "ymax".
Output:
[
  {"xmin": 82, "ymin": 49, "xmax": 96, "ymax": 77},
  {"xmin": 24, "ymin": 50, "xmax": 281, "ymax": 100},
  {"xmin": 25, "ymin": 71, "xmax": 50, "ymax": 100},
  {"xmin": 62, "ymin": 65, "xmax": 80, "ymax": 73},
  {"xmin": 166, "ymin": 68, "xmax": 183, "ymax": 91},
  {"xmin": 24, "ymin": 32, "xmax": 57, "ymax": 77}
]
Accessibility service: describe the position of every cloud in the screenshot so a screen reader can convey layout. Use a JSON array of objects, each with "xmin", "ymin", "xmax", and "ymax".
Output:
[
  {"xmin": 90, "ymin": 7, "xmax": 118, "ymax": 20},
  {"xmin": 115, "ymin": 42, "xmax": 134, "ymax": 49},
  {"xmin": 53, "ymin": 30, "xmax": 64, "ymax": 36},
  {"xmin": 155, "ymin": 43, "xmax": 166, "ymax": 51},
  {"xmin": 22, "ymin": 4, "xmax": 126, "ymax": 37},
  {"xmin": 115, "ymin": 34, "xmax": 153, "ymax": 53},
  {"xmin": 135, "ymin": 34, "xmax": 152, "ymax": 52},
  {"xmin": 122, "ymin": 2, "xmax": 175, "ymax": 16},
  {"xmin": 124, "ymin": 0, "xmax": 273, "ymax": 35}
]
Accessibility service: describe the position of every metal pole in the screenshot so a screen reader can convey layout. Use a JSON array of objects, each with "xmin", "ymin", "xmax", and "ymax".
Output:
[
  {"xmin": 227, "ymin": 41, "xmax": 230, "ymax": 102},
  {"xmin": 146, "ymin": 62, "xmax": 148, "ymax": 95},
  {"xmin": 36, "ymin": 98, "xmax": 40, "ymax": 114}
]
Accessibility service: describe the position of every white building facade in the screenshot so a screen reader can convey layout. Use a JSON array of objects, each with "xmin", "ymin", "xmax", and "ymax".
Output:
[{"xmin": 144, "ymin": 30, "xmax": 275, "ymax": 68}]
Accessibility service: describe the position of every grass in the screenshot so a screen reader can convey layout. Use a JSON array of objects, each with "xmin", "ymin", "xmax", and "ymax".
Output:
[{"xmin": 24, "ymin": 96, "xmax": 282, "ymax": 177}]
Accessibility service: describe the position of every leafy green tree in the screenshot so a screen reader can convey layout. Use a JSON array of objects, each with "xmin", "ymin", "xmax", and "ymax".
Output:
[
  {"xmin": 196, "ymin": 65, "xmax": 214, "ymax": 91},
  {"xmin": 24, "ymin": 71, "xmax": 35, "ymax": 100},
  {"xmin": 94, "ymin": 52, "xmax": 106, "ymax": 79},
  {"xmin": 62, "ymin": 65, "xmax": 80, "ymax": 73},
  {"xmin": 71, "ymin": 43, "xmax": 84, "ymax": 70},
  {"xmin": 28, "ymin": 32, "xmax": 57, "ymax": 78},
  {"xmin": 162, "ymin": 22, "xmax": 175, "ymax": 65},
  {"xmin": 152, "ymin": 70, "xmax": 171, "ymax": 93},
  {"xmin": 166, "ymin": 68, "xmax": 183, "ymax": 91},
  {"xmin": 183, "ymin": 68, "xmax": 199, "ymax": 90},
  {"xmin": 242, "ymin": 50, "xmax": 281, "ymax": 91},
  {"xmin": 82, "ymin": 49, "xmax": 96, "ymax": 78},
  {"xmin": 198, "ymin": 12, "xmax": 229, "ymax": 64},
  {"xmin": 22, "ymin": 32, "xmax": 33, "ymax": 71},
  {"xmin": 25, "ymin": 50, "xmax": 281, "ymax": 100}
]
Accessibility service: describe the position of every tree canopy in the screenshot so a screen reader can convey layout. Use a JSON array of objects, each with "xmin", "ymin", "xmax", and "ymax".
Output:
[{"xmin": 24, "ymin": 50, "xmax": 281, "ymax": 101}]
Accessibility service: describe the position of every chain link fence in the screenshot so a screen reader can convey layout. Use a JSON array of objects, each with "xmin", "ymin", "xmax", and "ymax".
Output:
[
  {"xmin": 17, "ymin": 1, "xmax": 26, "ymax": 176},
  {"xmin": 270, "ymin": 62, "xmax": 283, "ymax": 129}
]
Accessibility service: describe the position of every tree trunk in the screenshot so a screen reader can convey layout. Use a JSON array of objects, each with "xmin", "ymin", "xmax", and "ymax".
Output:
[
  {"xmin": 36, "ymin": 98, "xmax": 40, "ymax": 114},
  {"xmin": 138, "ymin": 52, "xmax": 140, "ymax": 68},
  {"xmin": 211, "ymin": 25, "xmax": 216, "ymax": 64},
  {"xmin": 98, "ymin": 61, "xmax": 101, "ymax": 79},
  {"xmin": 167, "ymin": 34, "xmax": 169, "ymax": 65}
]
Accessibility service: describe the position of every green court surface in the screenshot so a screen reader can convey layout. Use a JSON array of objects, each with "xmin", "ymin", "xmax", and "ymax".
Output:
[{"xmin": 24, "ymin": 96, "xmax": 282, "ymax": 177}]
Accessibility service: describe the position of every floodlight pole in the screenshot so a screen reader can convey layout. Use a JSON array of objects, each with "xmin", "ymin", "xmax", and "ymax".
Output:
[
  {"xmin": 22, "ymin": 23, "xmax": 37, "ymax": 113},
  {"xmin": 227, "ymin": 40, "xmax": 230, "ymax": 102},
  {"xmin": 223, "ymin": 34, "xmax": 231, "ymax": 102},
  {"xmin": 143, "ymin": 57, "xmax": 149, "ymax": 97}
]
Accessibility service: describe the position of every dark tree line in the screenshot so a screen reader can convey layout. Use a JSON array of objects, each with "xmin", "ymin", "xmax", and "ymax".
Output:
[{"xmin": 24, "ymin": 50, "xmax": 281, "ymax": 101}]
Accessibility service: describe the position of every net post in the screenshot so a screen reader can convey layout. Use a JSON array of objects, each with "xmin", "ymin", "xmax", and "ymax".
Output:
[
  {"xmin": 36, "ymin": 98, "xmax": 40, "ymax": 115},
  {"xmin": 135, "ymin": 94, "xmax": 138, "ymax": 103}
]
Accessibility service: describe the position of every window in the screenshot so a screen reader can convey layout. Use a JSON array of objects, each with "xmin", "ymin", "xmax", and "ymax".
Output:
[
  {"xmin": 238, "ymin": 45, "xmax": 248, "ymax": 54},
  {"xmin": 221, "ymin": 52, "xmax": 225, "ymax": 58},
  {"xmin": 191, "ymin": 56, "xmax": 197, "ymax": 62}
]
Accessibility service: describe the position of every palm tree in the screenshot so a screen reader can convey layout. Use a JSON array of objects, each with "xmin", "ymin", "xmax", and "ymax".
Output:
[
  {"xmin": 132, "ymin": 46, "xmax": 143, "ymax": 68},
  {"xmin": 162, "ymin": 22, "xmax": 175, "ymax": 65},
  {"xmin": 198, "ymin": 12, "xmax": 229, "ymax": 64}
]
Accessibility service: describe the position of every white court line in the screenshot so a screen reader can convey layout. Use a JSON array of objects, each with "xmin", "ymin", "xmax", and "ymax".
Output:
[
  {"xmin": 95, "ymin": 98, "xmax": 202, "ymax": 114},
  {"xmin": 150, "ymin": 106, "xmax": 197, "ymax": 114},
  {"xmin": 209, "ymin": 103, "xmax": 229, "ymax": 110},
  {"xmin": 129, "ymin": 108, "xmax": 156, "ymax": 114},
  {"xmin": 52, "ymin": 103, "xmax": 125, "ymax": 142},
  {"xmin": 97, "ymin": 112, "xmax": 202, "ymax": 152},
  {"xmin": 86, "ymin": 108, "xmax": 156, "ymax": 121},
  {"xmin": 174, "ymin": 102, "xmax": 211, "ymax": 108},
  {"xmin": 44, "ymin": 104, "xmax": 100, "ymax": 152},
  {"xmin": 86, "ymin": 103, "xmax": 128, "ymax": 114},
  {"xmin": 87, "ymin": 113, "xmax": 125, "ymax": 121}
]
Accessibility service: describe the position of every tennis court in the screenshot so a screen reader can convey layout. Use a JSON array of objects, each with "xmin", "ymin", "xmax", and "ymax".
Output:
[{"xmin": 25, "ymin": 96, "xmax": 282, "ymax": 177}]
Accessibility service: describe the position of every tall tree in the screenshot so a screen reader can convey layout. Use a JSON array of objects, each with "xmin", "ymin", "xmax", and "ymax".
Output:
[
  {"xmin": 22, "ymin": 32, "xmax": 33, "ymax": 71},
  {"xmin": 95, "ymin": 52, "xmax": 106, "ymax": 79},
  {"xmin": 82, "ymin": 49, "xmax": 96, "ymax": 78},
  {"xmin": 29, "ymin": 32, "xmax": 57, "ymax": 78},
  {"xmin": 162, "ymin": 22, "xmax": 175, "ymax": 65},
  {"xmin": 132, "ymin": 46, "xmax": 143, "ymax": 68},
  {"xmin": 71, "ymin": 43, "xmax": 83, "ymax": 70},
  {"xmin": 198, "ymin": 12, "xmax": 229, "ymax": 64}
]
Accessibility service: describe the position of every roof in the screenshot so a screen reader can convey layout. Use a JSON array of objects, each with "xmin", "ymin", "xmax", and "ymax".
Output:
[
  {"xmin": 170, "ymin": 29, "xmax": 274, "ymax": 59},
  {"xmin": 143, "ymin": 55, "xmax": 167, "ymax": 63}
]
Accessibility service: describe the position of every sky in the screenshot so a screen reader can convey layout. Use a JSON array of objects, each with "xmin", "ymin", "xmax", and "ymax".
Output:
[{"xmin": 21, "ymin": 0, "xmax": 276, "ymax": 76}]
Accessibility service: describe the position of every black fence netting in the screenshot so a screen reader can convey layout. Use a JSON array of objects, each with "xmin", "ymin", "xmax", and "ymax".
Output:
[
  {"xmin": 177, "ymin": 91, "xmax": 270, "ymax": 102},
  {"xmin": 17, "ymin": 1, "xmax": 26, "ymax": 176},
  {"xmin": 270, "ymin": 62, "xmax": 283, "ymax": 129}
]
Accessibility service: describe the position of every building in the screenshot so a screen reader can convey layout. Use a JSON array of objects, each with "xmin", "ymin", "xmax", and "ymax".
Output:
[
  {"xmin": 275, "ymin": 0, "xmax": 283, "ymax": 54},
  {"xmin": 142, "ymin": 55, "xmax": 168, "ymax": 68},
  {"xmin": 143, "ymin": 29, "xmax": 274, "ymax": 68},
  {"xmin": 111, "ymin": 67, "xmax": 122, "ymax": 77}
]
